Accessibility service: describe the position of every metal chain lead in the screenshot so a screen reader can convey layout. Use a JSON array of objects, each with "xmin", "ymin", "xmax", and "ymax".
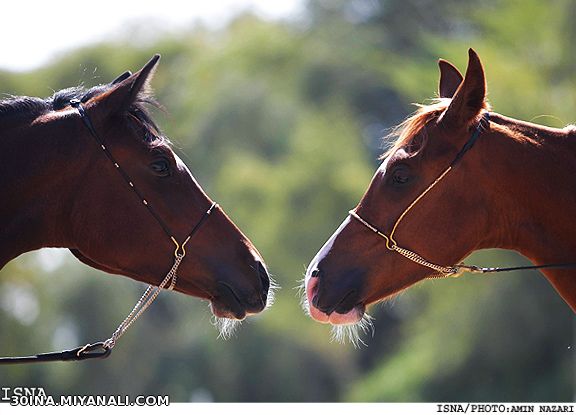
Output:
[
  {"xmin": 392, "ymin": 245, "xmax": 458, "ymax": 275},
  {"xmin": 95, "ymin": 202, "xmax": 215, "ymax": 353},
  {"xmin": 103, "ymin": 253, "xmax": 183, "ymax": 350}
]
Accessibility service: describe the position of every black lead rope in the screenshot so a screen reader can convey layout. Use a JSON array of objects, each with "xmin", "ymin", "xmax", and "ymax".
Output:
[
  {"xmin": 0, "ymin": 343, "xmax": 111, "ymax": 365},
  {"xmin": 462, "ymin": 262, "xmax": 576, "ymax": 274}
]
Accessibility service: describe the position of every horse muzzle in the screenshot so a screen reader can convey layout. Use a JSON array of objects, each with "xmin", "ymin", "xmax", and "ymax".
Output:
[
  {"xmin": 305, "ymin": 268, "xmax": 366, "ymax": 325},
  {"xmin": 210, "ymin": 260, "xmax": 270, "ymax": 320}
]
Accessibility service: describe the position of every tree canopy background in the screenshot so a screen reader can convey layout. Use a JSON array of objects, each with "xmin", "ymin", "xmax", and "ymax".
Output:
[{"xmin": 0, "ymin": 0, "xmax": 574, "ymax": 402}]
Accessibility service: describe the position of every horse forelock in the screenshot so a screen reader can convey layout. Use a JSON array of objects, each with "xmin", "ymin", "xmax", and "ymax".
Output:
[
  {"xmin": 380, "ymin": 98, "xmax": 451, "ymax": 160},
  {"xmin": 381, "ymin": 97, "xmax": 495, "ymax": 160}
]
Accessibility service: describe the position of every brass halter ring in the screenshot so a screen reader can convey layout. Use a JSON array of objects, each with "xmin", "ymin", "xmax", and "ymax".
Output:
[
  {"xmin": 170, "ymin": 202, "xmax": 219, "ymax": 258},
  {"xmin": 171, "ymin": 236, "xmax": 191, "ymax": 258}
]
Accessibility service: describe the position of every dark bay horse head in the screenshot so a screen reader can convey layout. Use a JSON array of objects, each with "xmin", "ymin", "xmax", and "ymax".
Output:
[
  {"xmin": 0, "ymin": 56, "xmax": 273, "ymax": 329},
  {"xmin": 304, "ymin": 48, "xmax": 576, "ymax": 339}
]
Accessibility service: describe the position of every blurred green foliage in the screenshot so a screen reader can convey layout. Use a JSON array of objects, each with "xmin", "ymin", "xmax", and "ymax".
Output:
[{"xmin": 0, "ymin": 0, "xmax": 574, "ymax": 402}]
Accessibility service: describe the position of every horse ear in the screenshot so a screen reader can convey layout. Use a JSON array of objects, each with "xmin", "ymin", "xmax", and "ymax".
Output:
[
  {"xmin": 438, "ymin": 59, "xmax": 463, "ymax": 98},
  {"xmin": 441, "ymin": 49, "xmax": 486, "ymax": 127},
  {"xmin": 93, "ymin": 54, "xmax": 160, "ymax": 115},
  {"xmin": 110, "ymin": 71, "xmax": 132, "ymax": 85}
]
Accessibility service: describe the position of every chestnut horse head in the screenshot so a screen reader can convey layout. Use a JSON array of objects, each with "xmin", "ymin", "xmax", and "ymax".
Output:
[
  {"xmin": 304, "ymin": 48, "xmax": 576, "ymax": 340},
  {"xmin": 0, "ymin": 56, "xmax": 272, "ymax": 330}
]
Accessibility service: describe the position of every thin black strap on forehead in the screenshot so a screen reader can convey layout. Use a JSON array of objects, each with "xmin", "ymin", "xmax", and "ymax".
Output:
[{"xmin": 450, "ymin": 112, "xmax": 490, "ymax": 167}]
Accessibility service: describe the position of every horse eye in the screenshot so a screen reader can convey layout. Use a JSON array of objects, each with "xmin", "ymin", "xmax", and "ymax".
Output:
[
  {"xmin": 390, "ymin": 166, "xmax": 411, "ymax": 186},
  {"xmin": 150, "ymin": 159, "xmax": 171, "ymax": 177}
]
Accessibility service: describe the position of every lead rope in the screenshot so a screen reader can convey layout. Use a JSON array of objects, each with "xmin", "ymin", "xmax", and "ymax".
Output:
[
  {"xmin": 0, "ymin": 250, "xmax": 183, "ymax": 364},
  {"xmin": 102, "ymin": 250, "xmax": 183, "ymax": 350}
]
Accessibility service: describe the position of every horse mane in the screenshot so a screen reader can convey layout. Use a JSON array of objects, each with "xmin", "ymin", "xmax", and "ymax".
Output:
[
  {"xmin": 0, "ymin": 96, "xmax": 47, "ymax": 119},
  {"xmin": 0, "ymin": 84, "xmax": 163, "ymax": 143}
]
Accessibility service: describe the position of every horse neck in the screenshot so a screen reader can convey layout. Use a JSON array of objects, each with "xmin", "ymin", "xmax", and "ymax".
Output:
[
  {"xmin": 483, "ymin": 113, "xmax": 576, "ymax": 310},
  {"xmin": 0, "ymin": 115, "xmax": 83, "ymax": 268}
]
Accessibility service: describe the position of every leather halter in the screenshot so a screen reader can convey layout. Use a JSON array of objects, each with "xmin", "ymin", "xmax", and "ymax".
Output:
[
  {"xmin": 0, "ymin": 100, "xmax": 218, "ymax": 364},
  {"xmin": 349, "ymin": 112, "xmax": 576, "ymax": 278}
]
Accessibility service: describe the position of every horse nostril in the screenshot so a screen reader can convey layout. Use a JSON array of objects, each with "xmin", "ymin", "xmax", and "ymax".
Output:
[
  {"xmin": 256, "ymin": 260, "xmax": 270, "ymax": 298},
  {"xmin": 309, "ymin": 268, "xmax": 322, "ymax": 308},
  {"xmin": 309, "ymin": 268, "xmax": 321, "ymax": 309}
]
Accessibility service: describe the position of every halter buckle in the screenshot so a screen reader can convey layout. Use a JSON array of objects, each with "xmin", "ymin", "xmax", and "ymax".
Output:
[
  {"xmin": 447, "ymin": 268, "xmax": 464, "ymax": 278},
  {"xmin": 456, "ymin": 264, "xmax": 485, "ymax": 274},
  {"xmin": 75, "ymin": 342, "xmax": 111, "ymax": 360}
]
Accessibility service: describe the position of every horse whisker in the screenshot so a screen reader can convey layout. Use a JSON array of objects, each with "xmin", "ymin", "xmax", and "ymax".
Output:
[
  {"xmin": 211, "ymin": 314, "xmax": 242, "ymax": 340},
  {"xmin": 298, "ymin": 272, "xmax": 375, "ymax": 347},
  {"xmin": 330, "ymin": 313, "xmax": 375, "ymax": 348}
]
